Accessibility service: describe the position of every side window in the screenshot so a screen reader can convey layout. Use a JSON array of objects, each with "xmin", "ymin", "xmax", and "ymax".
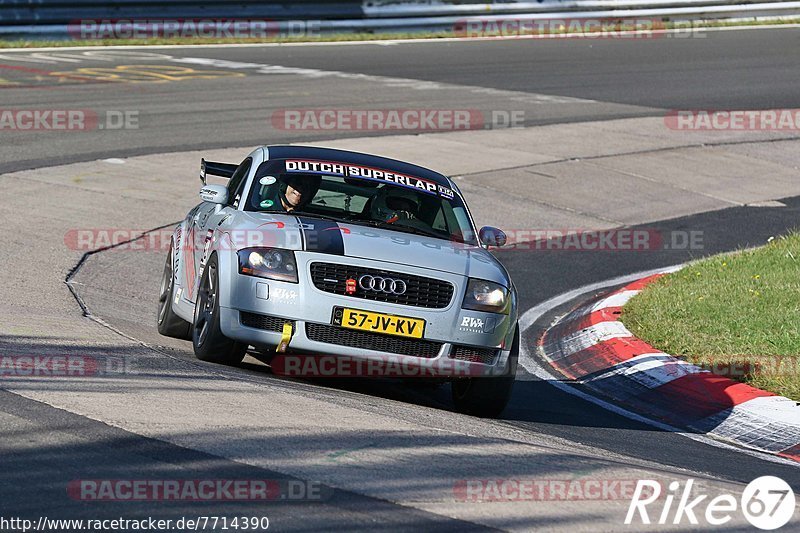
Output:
[{"xmin": 227, "ymin": 157, "xmax": 252, "ymax": 208}]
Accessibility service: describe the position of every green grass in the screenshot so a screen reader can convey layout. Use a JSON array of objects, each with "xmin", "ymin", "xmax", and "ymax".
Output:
[
  {"xmin": 0, "ymin": 18, "xmax": 797, "ymax": 49},
  {"xmin": 621, "ymin": 232, "xmax": 800, "ymax": 400}
]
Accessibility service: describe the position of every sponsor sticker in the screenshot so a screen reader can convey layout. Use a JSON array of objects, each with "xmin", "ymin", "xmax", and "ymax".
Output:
[
  {"xmin": 284, "ymin": 159, "xmax": 455, "ymax": 199},
  {"xmin": 271, "ymin": 287, "xmax": 298, "ymax": 302},
  {"xmin": 459, "ymin": 315, "xmax": 495, "ymax": 333}
]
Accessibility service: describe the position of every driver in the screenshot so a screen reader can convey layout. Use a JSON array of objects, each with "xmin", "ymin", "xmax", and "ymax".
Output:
[
  {"xmin": 370, "ymin": 186, "xmax": 421, "ymax": 223},
  {"xmin": 260, "ymin": 174, "xmax": 321, "ymax": 212},
  {"xmin": 280, "ymin": 175, "xmax": 321, "ymax": 212}
]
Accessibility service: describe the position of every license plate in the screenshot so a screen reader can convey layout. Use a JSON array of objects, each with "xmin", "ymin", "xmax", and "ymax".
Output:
[{"xmin": 332, "ymin": 307, "xmax": 425, "ymax": 339}]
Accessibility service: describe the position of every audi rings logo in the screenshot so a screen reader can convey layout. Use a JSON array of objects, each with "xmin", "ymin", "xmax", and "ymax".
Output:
[{"xmin": 358, "ymin": 275, "xmax": 407, "ymax": 295}]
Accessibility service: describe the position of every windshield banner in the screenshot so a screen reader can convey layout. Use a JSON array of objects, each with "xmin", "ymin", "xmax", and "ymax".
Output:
[{"xmin": 284, "ymin": 159, "xmax": 455, "ymax": 200}]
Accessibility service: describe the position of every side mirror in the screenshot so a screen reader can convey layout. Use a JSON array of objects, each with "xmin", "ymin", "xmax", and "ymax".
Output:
[
  {"xmin": 479, "ymin": 226, "xmax": 507, "ymax": 247},
  {"xmin": 199, "ymin": 184, "xmax": 228, "ymax": 205}
]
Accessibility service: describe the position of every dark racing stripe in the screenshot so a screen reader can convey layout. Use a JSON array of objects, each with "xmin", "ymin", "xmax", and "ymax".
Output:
[{"xmin": 296, "ymin": 216, "xmax": 346, "ymax": 256}]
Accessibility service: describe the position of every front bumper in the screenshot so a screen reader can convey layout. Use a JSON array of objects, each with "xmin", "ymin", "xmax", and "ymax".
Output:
[{"xmin": 219, "ymin": 253, "xmax": 516, "ymax": 377}]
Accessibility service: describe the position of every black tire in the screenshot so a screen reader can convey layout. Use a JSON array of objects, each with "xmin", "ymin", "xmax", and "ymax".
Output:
[
  {"xmin": 192, "ymin": 254, "xmax": 247, "ymax": 365},
  {"xmin": 157, "ymin": 244, "xmax": 191, "ymax": 339},
  {"xmin": 451, "ymin": 326, "xmax": 519, "ymax": 418}
]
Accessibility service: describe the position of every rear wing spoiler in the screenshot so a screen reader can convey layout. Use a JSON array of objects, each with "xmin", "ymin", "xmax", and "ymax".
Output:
[{"xmin": 200, "ymin": 158, "xmax": 237, "ymax": 184}]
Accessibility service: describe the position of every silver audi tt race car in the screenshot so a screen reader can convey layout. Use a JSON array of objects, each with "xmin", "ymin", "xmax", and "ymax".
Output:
[{"xmin": 157, "ymin": 145, "xmax": 518, "ymax": 416}]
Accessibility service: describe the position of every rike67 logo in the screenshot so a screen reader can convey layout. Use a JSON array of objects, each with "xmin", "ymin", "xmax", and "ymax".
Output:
[{"xmin": 626, "ymin": 477, "xmax": 796, "ymax": 530}]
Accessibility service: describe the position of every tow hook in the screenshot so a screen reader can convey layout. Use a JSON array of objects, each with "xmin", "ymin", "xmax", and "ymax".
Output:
[{"xmin": 277, "ymin": 321, "xmax": 294, "ymax": 353}]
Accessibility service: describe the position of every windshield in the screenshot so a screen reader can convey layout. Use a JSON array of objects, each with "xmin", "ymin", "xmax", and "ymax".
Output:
[{"xmin": 247, "ymin": 159, "xmax": 478, "ymax": 245}]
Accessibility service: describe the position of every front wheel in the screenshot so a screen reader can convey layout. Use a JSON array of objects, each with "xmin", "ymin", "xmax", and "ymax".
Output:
[
  {"xmin": 192, "ymin": 254, "xmax": 247, "ymax": 365},
  {"xmin": 451, "ymin": 326, "xmax": 518, "ymax": 418}
]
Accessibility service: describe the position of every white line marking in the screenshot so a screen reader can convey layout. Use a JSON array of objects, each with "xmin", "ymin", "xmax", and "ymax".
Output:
[
  {"xmin": 697, "ymin": 397, "xmax": 800, "ymax": 452},
  {"xmin": 591, "ymin": 289, "xmax": 640, "ymax": 312},
  {"xmin": 564, "ymin": 289, "xmax": 641, "ymax": 320},
  {"xmin": 167, "ymin": 55, "xmax": 593, "ymax": 104},
  {"xmin": 587, "ymin": 353, "xmax": 707, "ymax": 388},
  {"xmin": 548, "ymin": 320, "xmax": 633, "ymax": 359},
  {"xmin": 518, "ymin": 263, "xmax": 799, "ymax": 467}
]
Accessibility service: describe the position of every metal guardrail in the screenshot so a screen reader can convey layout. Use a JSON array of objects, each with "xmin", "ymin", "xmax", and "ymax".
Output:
[
  {"xmin": 0, "ymin": 0, "xmax": 798, "ymax": 39},
  {"xmin": 358, "ymin": 0, "xmax": 800, "ymax": 25},
  {"xmin": 0, "ymin": 1, "xmax": 362, "ymax": 24},
  {"xmin": 362, "ymin": 0, "xmax": 797, "ymax": 16}
]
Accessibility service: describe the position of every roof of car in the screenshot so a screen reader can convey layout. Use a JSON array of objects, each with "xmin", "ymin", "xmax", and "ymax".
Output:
[{"xmin": 264, "ymin": 145, "xmax": 453, "ymax": 187}]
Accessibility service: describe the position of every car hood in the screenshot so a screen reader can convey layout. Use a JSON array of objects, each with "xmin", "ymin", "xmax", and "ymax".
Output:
[{"xmin": 222, "ymin": 212, "xmax": 508, "ymax": 283}]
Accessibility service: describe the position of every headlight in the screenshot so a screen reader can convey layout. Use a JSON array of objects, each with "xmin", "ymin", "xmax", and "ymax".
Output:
[
  {"xmin": 462, "ymin": 278, "xmax": 510, "ymax": 314},
  {"xmin": 237, "ymin": 247, "xmax": 298, "ymax": 283}
]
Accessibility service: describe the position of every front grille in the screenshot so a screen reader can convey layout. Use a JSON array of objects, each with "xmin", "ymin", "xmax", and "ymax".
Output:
[
  {"xmin": 305, "ymin": 323, "xmax": 442, "ymax": 358},
  {"xmin": 310, "ymin": 262, "xmax": 454, "ymax": 309},
  {"xmin": 240, "ymin": 311, "xmax": 286, "ymax": 332},
  {"xmin": 451, "ymin": 345, "xmax": 498, "ymax": 365}
]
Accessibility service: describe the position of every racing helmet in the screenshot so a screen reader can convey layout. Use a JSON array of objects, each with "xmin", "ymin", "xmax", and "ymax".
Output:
[
  {"xmin": 370, "ymin": 186, "xmax": 421, "ymax": 221},
  {"xmin": 279, "ymin": 174, "xmax": 321, "ymax": 209}
]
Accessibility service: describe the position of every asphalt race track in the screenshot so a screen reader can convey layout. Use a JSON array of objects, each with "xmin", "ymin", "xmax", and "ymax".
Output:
[
  {"xmin": 1, "ymin": 26, "xmax": 800, "ymax": 531},
  {"xmin": 1, "ymin": 26, "xmax": 799, "ymax": 173}
]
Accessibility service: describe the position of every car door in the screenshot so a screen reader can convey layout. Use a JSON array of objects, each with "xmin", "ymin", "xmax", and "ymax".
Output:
[{"xmin": 190, "ymin": 157, "xmax": 253, "ymax": 300}]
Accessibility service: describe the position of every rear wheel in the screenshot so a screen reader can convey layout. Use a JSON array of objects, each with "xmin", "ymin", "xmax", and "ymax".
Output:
[
  {"xmin": 192, "ymin": 254, "xmax": 247, "ymax": 365},
  {"xmin": 157, "ymin": 244, "xmax": 191, "ymax": 339},
  {"xmin": 451, "ymin": 326, "xmax": 518, "ymax": 418}
]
